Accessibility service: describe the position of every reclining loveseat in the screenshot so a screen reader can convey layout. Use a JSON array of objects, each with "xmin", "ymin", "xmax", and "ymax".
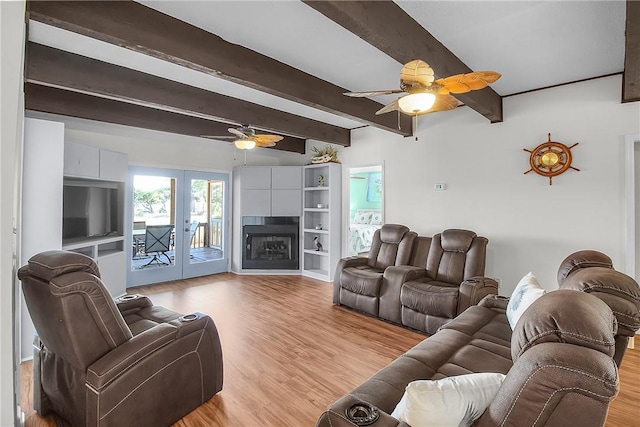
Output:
[
  {"xmin": 19, "ymin": 250, "xmax": 224, "ymax": 427},
  {"xmin": 335, "ymin": 228, "xmax": 498, "ymax": 334},
  {"xmin": 318, "ymin": 250, "xmax": 640, "ymax": 427}
]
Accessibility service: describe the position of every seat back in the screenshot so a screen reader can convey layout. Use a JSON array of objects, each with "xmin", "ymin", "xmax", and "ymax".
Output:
[
  {"xmin": 425, "ymin": 229, "xmax": 487, "ymax": 285},
  {"xmin": 557, "ymin": 250, "xmax": 640, "ymax": 366},
  {"xmin": 367, "ymin": 224, "xmax": 416, "ymax": 269},
  {"xmin": 145, "ymin": 224, "xmax": 173, "ymax": 253},
  {"xmin": 18, "ymin": 250, "xmax": 132, "ymax": 371},
  {"xmin": 478, "ymin": 291, "xmax": 618, "ymax": 427}
]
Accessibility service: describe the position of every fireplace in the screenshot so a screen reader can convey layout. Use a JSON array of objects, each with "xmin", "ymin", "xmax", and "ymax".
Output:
[{"xmin": 242, "ymin": 216, "xmax": 299, "ymax": 270}]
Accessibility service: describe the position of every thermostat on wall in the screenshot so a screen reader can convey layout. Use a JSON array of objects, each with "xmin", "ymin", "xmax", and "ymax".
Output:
[{"xmin": 434, "ymin": 183, "xmax": 447, "ymax": 191}]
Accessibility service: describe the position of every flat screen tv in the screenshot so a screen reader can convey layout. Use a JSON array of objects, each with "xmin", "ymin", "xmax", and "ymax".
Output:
[{"xmin": 62, "ymin": 179, "xmax": 121, "ymax": 241}]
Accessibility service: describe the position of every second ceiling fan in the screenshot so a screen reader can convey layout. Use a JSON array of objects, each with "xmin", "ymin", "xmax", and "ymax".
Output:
[
  {"xmin": 344, "ymin": 60, "xmax": 501, "ymax": 116},
  {"xmin": 201, "ymin": 125, "xmax": 283, "ymax": 150}
]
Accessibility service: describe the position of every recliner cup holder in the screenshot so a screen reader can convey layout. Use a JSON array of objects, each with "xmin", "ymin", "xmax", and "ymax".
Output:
[
  {"xmin": 116, "ymin": 294, "xmax": 139, "ymax": 302},
  {"xmin": 179, "ymin": 313, "xmax": 199, "ymax": 322},
  {"xmin": 345, "ymin": 402, "xmax": 379, "ymax": 426}
]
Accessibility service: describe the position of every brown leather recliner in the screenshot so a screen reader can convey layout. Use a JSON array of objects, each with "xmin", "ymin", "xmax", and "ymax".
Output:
[
  {"xmin": 333, "ymin": 224, "xmax": 417, "ymax": 317},
  {"xmin": 397, "ymin": 229, "xmax": 497, "ymax": 334},
  {"xmin": 19, "ymin": 250, "xmax": 223, "ymax": 427}
]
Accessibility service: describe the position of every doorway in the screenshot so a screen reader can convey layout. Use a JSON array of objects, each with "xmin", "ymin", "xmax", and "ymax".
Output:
[
  {"xmin": 347, "ymin": 165, "xmax": 384, "ymax": 256},
  {"xmin": 127, "ymin": 167, "xmax": 229, "ymax": 286}
]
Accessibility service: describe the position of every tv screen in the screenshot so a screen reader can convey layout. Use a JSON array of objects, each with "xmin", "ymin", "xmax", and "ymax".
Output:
[{"xmin": 63, "ymin": 181, "xmax": 120, "ymax": 240}]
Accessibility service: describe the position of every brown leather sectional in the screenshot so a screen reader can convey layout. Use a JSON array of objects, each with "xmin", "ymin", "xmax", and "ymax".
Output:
[
  {"xmin": 19, "ymin": 250, "xmax": 223, "ymax": 427},
  {"xmin": 334, "ymin": 227, "xmax": 498, "ymax": 334},
  {"xmin": 317, "ymin": 250, "xmax": 640, "ymax": 427}
]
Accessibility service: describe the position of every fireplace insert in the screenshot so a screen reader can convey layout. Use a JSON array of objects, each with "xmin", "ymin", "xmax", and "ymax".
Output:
[{"xmin": 242, "ymin": 216, "xmax": 299, "ymax": 270}]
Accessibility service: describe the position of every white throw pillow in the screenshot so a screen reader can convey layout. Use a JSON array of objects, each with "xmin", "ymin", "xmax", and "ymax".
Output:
[
  {"xmin": 352, "ymin": 211, "xmax": 373, "ymax": 224},
  {"xmin": 506, "ymin": 272, "xmax": 546, "ymax": 330},
  {"xmin": 370, "ymin": 212, "xmax": 383, "ymax": 225},
  {"xmin": 391, "ymin": 372, "xmax": 506, "ymax": 427}
]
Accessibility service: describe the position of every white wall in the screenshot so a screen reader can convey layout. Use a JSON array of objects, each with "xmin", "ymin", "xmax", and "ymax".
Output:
[
  {"xmin": 337, "ymin": 75, "xmax": 640, "ymax": 295},
  {"xmin": 1, "ymin": 1, "xmax": 26, "ymax": 425}
]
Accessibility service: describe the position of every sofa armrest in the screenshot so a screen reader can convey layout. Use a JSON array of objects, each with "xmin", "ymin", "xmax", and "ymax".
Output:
[
  {"xmin": 114, "ymin": 294, "xmax": 153, "ymax": 317},
  {"xmin": 86, "ymin": 323, "xmax": 177, "ymax": 389},
  {"xmin": 379, "ymin": 266, "xmax": 428, "ymax": 323},
  {"xmin": 457, "ymin": 276, "xmax": 499, "ymax": 315},
  {"xmin": 477, "ymin": 294, "xmax": 509, "ymax": 312},
  {"xmin": 333, "ymin": 256, "xmax": 369, "ymax": 304},
  {"xmin": 316, "ymin": 394, "xmax": 407, "ymax": 427}
]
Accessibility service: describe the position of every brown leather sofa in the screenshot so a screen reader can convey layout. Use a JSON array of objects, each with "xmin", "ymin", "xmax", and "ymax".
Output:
[
  {"xmin": 19, "ymin": 250, "xmax": 223, "ymax": 427},
  {"xmin": 335, "ymin": 228, "xmax": 497, "ymax": 334},
  {"xmin": 333, "ymin": 224, "xmax": 417, "ymax": 317},
  {"xmin": 317, "ymin": 250, "xmax": 640, "ymax": 427}
]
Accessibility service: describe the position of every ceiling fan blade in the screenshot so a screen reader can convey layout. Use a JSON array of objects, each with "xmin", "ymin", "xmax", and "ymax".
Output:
[
  {"xmin": 435, "ymin": 71, "xmax": 501, "ymax": 94},
  {"xmin": 228, "ymin": 128, "xmax": 247, "ymax": 138},
  {"xmin": 255, "ymin": 134, "xmax": 284, "ymax": 144},
  {"xmin": 200, "ymin": 135, "xmax": 235, "ymax": 140},
  {"xmin": 400, "ymin": 60, "xmax": 435, "ymax": 86},
  {"xmin": 344, "ymin": 89, "xmax": 403, "ymax": 98},
  {"xmin": 375, "ymin": 98, "xmax": 399, "ymax": 115},
  {"xmin": 256, "ymin": 140, "xmax": 277, "ymax": 148}
]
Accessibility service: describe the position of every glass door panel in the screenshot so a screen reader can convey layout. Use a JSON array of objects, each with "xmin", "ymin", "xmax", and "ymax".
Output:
[
  {"xmin": 128, "ymin": 168, "xmax": 182, "ymax": 286},
  {"xmin": 182, "ymin": 171, "xmax": 229, "ymax": 278}
]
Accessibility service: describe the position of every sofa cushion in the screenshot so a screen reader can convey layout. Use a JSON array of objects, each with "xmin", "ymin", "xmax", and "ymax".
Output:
[
  {"xmin": 506, "ymin": 272, "xmax": 546, "ymax": 329},
  {"xmin": 440, "ymin": 229, "xmax": 476, "ymax": 252},
  {"xmin": 390, "ymin": 372, "xmax": 506, "ymax": 427},
  {"xmin": 401, "ymin": 281, "xmax": 458, "ymax": 319},
  {"xmin": 511, "ymin": 290, "xmax": 617, "ymax": 362},
  {"xmin": 340, "ymin": 266, "xmax": 384, "ymax": 297}
]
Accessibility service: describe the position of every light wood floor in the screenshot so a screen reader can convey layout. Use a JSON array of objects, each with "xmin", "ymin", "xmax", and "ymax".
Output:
[{"xmin": 21, "ymin": 273, "xmax": 640, "ymax": 426}]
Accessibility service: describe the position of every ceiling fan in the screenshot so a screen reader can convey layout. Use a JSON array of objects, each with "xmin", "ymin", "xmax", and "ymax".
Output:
[
  {"xmin": 344, "ymin": 60, "xmax": 501, "ymax": 117},
  {"xmin": 201, "ymin": 125, "xmax": 283, "ymax": 150}
]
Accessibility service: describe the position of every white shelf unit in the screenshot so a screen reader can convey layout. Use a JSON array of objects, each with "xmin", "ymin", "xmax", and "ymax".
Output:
[{"xmin": 301, "ymin": 163, "xmax": 341, "ymax": 281}]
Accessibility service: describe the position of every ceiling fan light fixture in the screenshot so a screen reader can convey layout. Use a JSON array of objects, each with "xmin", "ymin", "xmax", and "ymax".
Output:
[
  {"xmin": 234, "ymin": 138, "xmax": 256, "ymax": 150},
  {"xmin": 398, "ymin": 92, "xmax": 436, "ymax": 115}
]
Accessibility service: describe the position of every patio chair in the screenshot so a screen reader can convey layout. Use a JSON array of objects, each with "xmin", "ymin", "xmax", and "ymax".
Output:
[{"xmin": 142, "ymin": 224, "xmax": 173, "ymax": 267}]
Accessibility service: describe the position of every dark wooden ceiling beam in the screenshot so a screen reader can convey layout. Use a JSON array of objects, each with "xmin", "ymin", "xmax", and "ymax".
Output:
[
  {"xmin": 24, "ymin": 83, "xmax": 306, "ymax": 153},
  {"xmin": 623, "ymin": 0, "xmax": 640, "ymax": 102},
  {"xmin": 27, "ymin": 0, "xmax": 412, "ymax": 135},
  {"xmin": 303, "ymin": 0, "xmax": 503, "ymax": 123},
  {"xmin": 26, "ymin": 42, "xmax": 348, "ymax": 146}
]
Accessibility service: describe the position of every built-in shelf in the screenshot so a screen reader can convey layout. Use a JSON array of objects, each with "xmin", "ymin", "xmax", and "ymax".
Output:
[
  {"xmin": 303, "ymin": 249, "xmax": 329, "ymax": 256},
  {"xmin": 301, "ymin": 163, "xmax": 341, "ymax": 282}
]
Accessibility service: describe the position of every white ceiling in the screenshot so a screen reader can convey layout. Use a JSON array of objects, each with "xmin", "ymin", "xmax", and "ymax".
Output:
[{"xmin": 28, "ymin": 0, "xmax": 628, "ymax": 132}]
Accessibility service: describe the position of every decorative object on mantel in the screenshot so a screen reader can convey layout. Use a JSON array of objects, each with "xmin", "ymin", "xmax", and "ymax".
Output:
[
  {"xmin": 524, "ymin": 133, "xmax": 579, "ymax": 185},
  {"xmin": 311, "ymin": 145, "xmax": 340, "ymax": 164},
  {"xmin": 318, "ymin": 174, "xmax": 325, "ymax": 187},
  {"xmin": 313, "ymin": 236, "xmax": 323, "ymax": 252}
]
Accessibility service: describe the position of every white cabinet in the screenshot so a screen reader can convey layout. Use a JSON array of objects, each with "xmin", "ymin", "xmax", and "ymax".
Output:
[
  {"xmin": 301, "ymin": 163, "xmax": 341, "ymax": 281},
  {"xmin": 238, "ymin": 166, "xmax": 302, "ymax": 217},
  {"xmin": 64, "ymin": 141, "xmax": 99, "ymax": 178},
  {"xmin": 64, "ymin": 141, "xmax": 128, "ymax": 181}
]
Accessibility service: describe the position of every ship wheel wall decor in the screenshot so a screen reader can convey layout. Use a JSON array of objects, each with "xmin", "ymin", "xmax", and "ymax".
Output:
[{"xmin": 524, "ymin": 133, "xmax": 580, "ymax": 185}]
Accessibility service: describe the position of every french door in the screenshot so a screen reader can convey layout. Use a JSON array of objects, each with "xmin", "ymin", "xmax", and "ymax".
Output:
[{"xmin": 127, "ymin": 167, "xmax": 229, "ymax": 287}]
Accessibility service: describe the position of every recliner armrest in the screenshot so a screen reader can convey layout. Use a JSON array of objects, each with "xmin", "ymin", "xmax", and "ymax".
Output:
[
  {"xmin": 86, "ymin": 323, "xmax": 177, "ymax": 389},
  {"xmin": 114, "ymin": 294, "xmax": 153, "ymax": 317},
  {"xmin": 337, "ymin": 256, "xmax": 369, "ymax": 269},
  {"xmin": 379, "ymin": 266, "xmax": 429, "ymax": 323},
  {"xmin": 477, "ymin": 294, "xmax": 509, "ymax": 312},
  {"xmin": 457, "ymin": 276, "xmax": 499, "ymax": 315}
]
